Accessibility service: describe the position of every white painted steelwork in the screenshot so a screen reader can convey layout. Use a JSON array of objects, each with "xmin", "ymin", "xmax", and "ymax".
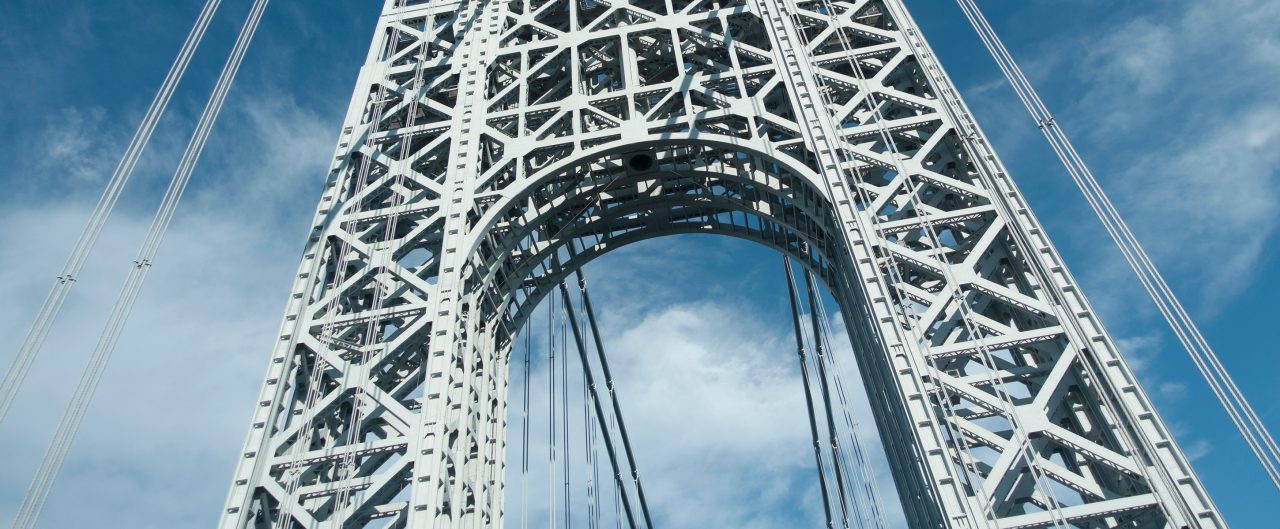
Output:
[{"xmin": 217, "ymin": 0, "xmax": 1225, "ymax": 527}]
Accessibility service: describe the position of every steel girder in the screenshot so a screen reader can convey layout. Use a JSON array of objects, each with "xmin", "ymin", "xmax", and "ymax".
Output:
[{"xmin": 217, "ymin": 0, "xmax": 1225, "ymax": 527}]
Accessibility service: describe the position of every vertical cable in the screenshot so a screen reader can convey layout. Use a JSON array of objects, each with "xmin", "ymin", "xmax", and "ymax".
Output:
[
  {"xmin": 783, "ymin": 256, "xmax": 837, "ymax": 529},
  {"xmin": 557, "ymin": 279, "xmax": 642, "ymax": 529},
  {"xmin": 572, "ymin": 268, "xmax": 655, "ymax": 529},
  {"xmin": 802, "ymin": 265, "xmax": 852, "ymax": 528}
]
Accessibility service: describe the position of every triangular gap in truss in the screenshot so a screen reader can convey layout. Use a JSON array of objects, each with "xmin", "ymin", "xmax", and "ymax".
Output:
[
  {"xmin": 790, "ymin": 7, "xmax": 828, "ymax": 43},
  {"xmin": 735, "ymin": 47, "xmax": 771, "ymax": 69},
  {"xmin": 339, "ymin": 152, "xmax": 390, "ymax": 205},
  {"xmin": 524, "ymin": 108, "xmax": 562, "ymax": 135},
  {"xmin": 742, "ymin": 70, "xmax": 776, "ymax": 97},
  {"xmin": 525, "ymin": 143, "xmax": 576, "ymax": 175},
  {"xmin": 476, "ymin": 159, "xmax": 519, "ymax": 195},
  {"xmin": 812, "ymin": 25, "xmax": 894, "ymax": 57},
  {"xmin": 409, "ymin": 138, "xmax": 451, "ymax": 183},
  {"xmin": 695, "ymin": 115, "xmax": 751, "ymax": 139},
  {"xmin": 528, "ymin": 49, "xmax": 573, "ymax": 105},
  {"xmin": 310, "ymin": 262, "xmax": 416, "ymax": 318},
  {"xmin": 921, "ymin": 129, "xmax": 985, "ymax": 189},
  {"xmin": 688, "ymin": 16, "xmax": 725, "ymax": 36},
  {"xmin": 817, "ymin": 73, "xmax": 859, "ymax": 107},
  {"xmin": 478, "ymin": 133, "xmax": 505, "ymax": 174},
  {"xmin": 818, "ymin": 49, "xmax": 897, "ymax": 84},
  {"xmin": 974, "ymin": 231, "xmax": 1042, "ymax": 302},
  {"xmin": 432, "ymin": 12, "xmax": 459, "ymax": 46},
  {"xmin": 501, "ymin": 20, "xmax": 559, "ymax": 48},
  {"xmin": 688, "ymin": 84, "xmax": 733, "ymax": 113},
  {"xmin": 880, "ymin": 54, "xmax": 937, "ymax": 100},
  {"xmin": 576, "ymin": 0, "xmax": 611, "ymax": 28},
  {"xmin": 761, "ymin": 83, "xmax": 798, "ymax": 122},
  {"xmin": 380, "ymin": 23, "xmax": 419, "ymax": 63},
  {"xmin": 589, "ymin": 5, "xmax": 655, "ymax": 31},
  {"xmin": 530, "ymin": 0, "xmax": 572, "ymax": 33},
  {"xmin": 589, "ymin": 96, "xmax": 630, "ymax": 121},
  {"xmin": 422, "ymin": 70, "xmax": 459, "ymax": 108},
  {"xmin": 853, "ymin": 0, "xmax": 895, "ymax": 30},
  {"xmin": 579, "ymin": 36, "xmax": 625, "ymax": 95},
  {"xmin": 878, "ymin": 211, "xmax": 995, "ymax": 265},
  {"xmin": 629, "ymin": 30, "xmax": 678, "ymax": 85},
  {"xmin": 678, "ymin": 29, "xmax": 734, "ymax": 76},
  {"xmin": 379, "ymin": 127, "xmax": 447, "ymax": 163},
  {"xmin": 725, "ymin": 12, "xmax": 773, "ymax": 53},
  {"xmin": 487, "ymin": 115, "xmax": 519, "ymax": 138},
  {"xmin": 486, "ymin": 53, "xmax": 522, "ymax": 108},
  {"xmin": 580, "ymin": 106, "xmax": 621, "ymax": 132},
  {"xmin": 638, "ymin": 91, "xmax": 687, "ymax": 121},
  {"xmin": 755, "ymin": 116, "xmax": 800, "ymax": 144}
]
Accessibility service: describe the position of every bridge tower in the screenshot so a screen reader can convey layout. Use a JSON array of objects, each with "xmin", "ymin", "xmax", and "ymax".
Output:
[{"xmin": 217, "ymin": 0, "xmax": 1224, "ymax": 527}]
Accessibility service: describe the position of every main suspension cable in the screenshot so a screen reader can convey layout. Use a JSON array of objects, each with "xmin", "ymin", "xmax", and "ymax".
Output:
[
  {"xmin": 7, "ymin": 1, "xmax": 269, "ymax": 528},
  {"xmin": 0, "ymin": 0, "xmax": 223, "ymax": 426},
  {"xmin": 953, "ymin": 0, "xmax": 1280, "ymax": 491}
]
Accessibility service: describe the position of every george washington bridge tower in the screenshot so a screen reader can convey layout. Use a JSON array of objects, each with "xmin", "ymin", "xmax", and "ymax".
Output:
[{"xmin": 213, "ymin": 0, "xmax": 1227, "ymax": 528}]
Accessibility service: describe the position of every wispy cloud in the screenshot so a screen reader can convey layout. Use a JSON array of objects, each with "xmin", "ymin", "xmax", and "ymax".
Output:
[
  {"xmin": 0, "ymin": 83, "xmax": 342, "ymax": 527},
  {"xmin": 1067, "ymin": 0, "xmax": 1280, "ymax": 310},
  {"xmin": 507, "ymin": 288, "xmax": 907, "ymax": 529}
]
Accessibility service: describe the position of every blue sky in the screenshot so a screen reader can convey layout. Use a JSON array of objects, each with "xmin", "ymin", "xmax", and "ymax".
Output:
[{"xmin": 0, "ymin": 0, "xmax": 1277, "ymax": 527}]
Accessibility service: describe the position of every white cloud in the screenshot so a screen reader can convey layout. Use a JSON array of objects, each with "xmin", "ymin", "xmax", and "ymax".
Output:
[
  {"xmin": 1117, "ymin": 105, "xmax": 1280, "ymax": 307},
  {"xmin": 1068, "ymin": 0, "xmax": 1280, "ymax": 309},
  {"xmin": 36, "ymin": 106, "xmax": 119, "ymax": 184},
  {"xmin": 0, "ymin": 85, "xmax": 339, "ymax": 527},
  {"xmin": 505, "ymin": 287, "xmax": 907, "ymax": 529},
  {"xmin": 959, "ymin": 0, "xmax": 1280, "ymax": 319}
]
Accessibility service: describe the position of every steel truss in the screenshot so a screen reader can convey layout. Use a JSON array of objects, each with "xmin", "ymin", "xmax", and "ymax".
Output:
[{"xmin": 218, "ymin": 0, "xmax": 1225, "ymax": 527}]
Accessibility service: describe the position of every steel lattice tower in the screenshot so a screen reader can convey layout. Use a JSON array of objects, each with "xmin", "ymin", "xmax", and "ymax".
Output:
[{"xmin": 217, "ymin": 0, "xmax": 1226, "ymax": 527}]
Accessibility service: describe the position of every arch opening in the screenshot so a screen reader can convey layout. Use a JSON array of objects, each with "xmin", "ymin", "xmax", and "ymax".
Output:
[
  {"xmin": 500, "ymin": 234, "xmax": 904, "ymax": 529},
  {"xmin": 459, "ymin": 140, "xmax": 863, "ymax": 352},
  {"xmin": 452, "ymin": 140, "xmax": 914, "ymax": 527}
]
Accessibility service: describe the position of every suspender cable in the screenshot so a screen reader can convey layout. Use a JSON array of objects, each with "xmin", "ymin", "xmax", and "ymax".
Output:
[
  {"xmin": 0, "ymin": 0, "xmax": 223, "ymax": 425},
  {"xmin": 8, "ymin": 2, "xmax": 269, "ymax": 528},
  {"xmin": 577, "ymin": 286, "xmax": 601, "ymax": 529},
  {"xmin": 802, "ymin": 266, "xmax": 852, "ymax": 528},
  {"xmin": 783, "ymin": 256, "xmax": 836, "ymax": 529},
  {"xmin": 572, "ymin": 268, "xmax": 655, "ymax": 529},
  {"xmin": 562, "ymin": 312, "xmax": 573, "ymax": 528},
  {"xmin": 807, "ymin": 271, "xmax": 889, "ymax": 529},
  {"xmin": 521, "ymin": 319, "xmax": 533, "ymax": 529},
  {"xmin": 584, "ymin": 346, "xmax": 602, "ymax": 529},
  {"xmin": 953, "ymin": 0, "xmax": 1280, "ymax": 491},
  {"xmin": 550, "ymin": 293, "xmax": 560, "ymax": 529},
  {"xmin": 557, "ymin": 280, "xmax": 641, "ymax": 529},
  {"xmin": 328, "ymin": 4, "xmax": 442, "ymax": 513}
]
